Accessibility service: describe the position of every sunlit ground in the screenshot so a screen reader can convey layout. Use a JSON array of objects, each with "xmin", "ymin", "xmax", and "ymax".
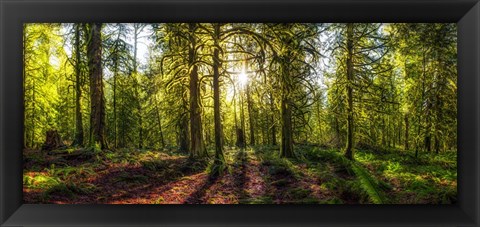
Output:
[{"xmin": 23, "ymin": 146, "xmax": 456, "ymax": 204}]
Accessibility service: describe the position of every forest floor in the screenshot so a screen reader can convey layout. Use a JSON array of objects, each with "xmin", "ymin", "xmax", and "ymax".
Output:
[{"xmin": 23, "ymin": 145, "xmax": 457, "ymax": 204}]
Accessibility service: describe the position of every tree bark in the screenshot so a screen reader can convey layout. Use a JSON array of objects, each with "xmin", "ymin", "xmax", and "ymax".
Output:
[
  {"xmin": 42, "ymin": 130, "xmax": 65, "ymax": 151},
  {"xmin": 87, "ymin": 23, "xmax": 107, "ymax": 149},
  {"xmin": 280, "ymin": 57, "xmax": 294, "ymax": 158},
  {"xmin": 404, "ymin": 115, "xmax": 409, "ymax": 150},
  {"xmin": 280, "ymin": 93, "xmax": 294, "ymax": 158},
  {"xmin": 212, "ymin": 23, "xmax": 225, "ymax": 163},
  {"xmin": 270, "ymin": 93, "xmax": 277, "ymax": 146},
  {"xmin": 72, "ymin": 23, "xmax": 84, "ymax": 146},
  {"xmin": 179, "ymin": 110, "xmax": 190, "ymax": 153},
  {"xmin": 240, "ymin": 88, "xmax": 246, "ymax": 148},
  {"xmin": 188, "ymin": 23, "xmax": 207, "ymax": 158},
  {"xmin": 247, "ymin": 83, "xmax": 255, "ymax": 146},
  {"xmin": 156, "ymin": 105, "xmax": 165, "ymax": 149}
]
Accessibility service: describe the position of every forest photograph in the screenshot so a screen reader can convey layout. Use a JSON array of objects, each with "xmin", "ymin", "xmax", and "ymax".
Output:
[{"xmin": 23, "ymin": 23, "xmax": 457, "ymax": 204}]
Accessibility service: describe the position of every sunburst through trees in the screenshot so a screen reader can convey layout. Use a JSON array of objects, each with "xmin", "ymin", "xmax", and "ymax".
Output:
[{"xmin": 23, "ymin": 23, "xmax": 457, "ymax": 204}]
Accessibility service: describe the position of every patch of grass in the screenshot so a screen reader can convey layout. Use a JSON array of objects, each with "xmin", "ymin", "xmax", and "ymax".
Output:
[{"xmin": 23, "ymin": 174, "xmax": 61, "ymax": 189}]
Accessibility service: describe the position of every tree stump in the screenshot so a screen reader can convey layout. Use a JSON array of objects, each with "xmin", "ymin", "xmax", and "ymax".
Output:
[{"xmin": 41, "ymin": 130, "xmax": 65, "ymax": 151}]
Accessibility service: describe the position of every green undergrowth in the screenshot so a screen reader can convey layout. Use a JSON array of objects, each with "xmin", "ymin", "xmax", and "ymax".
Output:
[
  {"xmin": 24, "ymin": 145, "xmax": 457, "ymax": 204},
  {"xmin": 355, "ymin": 148, "xmax": 457, "ymax": 204},
  {"xmin": 23, "ymin": 147, "xmax": 195, "ymax": 203},
  {"xmin": 300, "ymin": 146, "xmax": 387, "ymax": 204},
  {"xmin": 253, "ymin": 144, "xmax": 455, "ymax": 204}
]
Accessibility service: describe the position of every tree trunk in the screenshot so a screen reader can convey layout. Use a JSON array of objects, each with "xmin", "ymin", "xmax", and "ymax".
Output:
[
  {"xmin": 404, "ymin": 115, "xmax": 409, "ymax": 150},
  {"xmin": 279, "ymin": 48, "xmax": 294, "ymax": 158},
  {"xmin": 237, "ymin": 84, "xmax": 246, "ymax": 148},
  {"xmin": 381, "ymin": 118, "xmax": 386, "ymax": 147},
  {"xmin": 156, "ymin": 105, "xmax": 165, "ymax": 149},
  {"xmin": 179, "ymin": 111, "xmax": 189, "ymax": 153},
  {"xmin": 87, "ymin": 23, "xmax": 107, "ymax": 149},
  {"xmin": 42, "ymin": 130, "xmax": 65, "ymax": 151},
  {"xmin": 344, "ymin": 23, "xmax": 354, "ymax": 160},
  {"xmin": 415, "ymin": 49, "xmax": 427, "ymax": 158},
  {"xmin": 334, "ymin": 117, "xmax": 340, "ymax": 147},
  {"xmin": 113, "ymin": 57, "xmax": 117, "ymax": 148},
  {"xmin": 31, "ymin": 83, "xmax": 35, "ymax": 148},
  {"xmin": 188, "ymin": 23, "xmax": 206, "ymax": 158},
  {"xmin": 120, "ymin": 95, "xmax": 126, "ymax": 148},
  {"xmin": 234, "ymin": 91, "xmax": 244, "ymax": 148},
  {"xmin": 247, "ymin": 83, "xmax": 255, "ymax": 146},
  {"xmin": 270, "ymin": 93, "xmax": 277, "ymax": 146},
  {"xmin": 72, "ymin": 24, "xmax": 84, "ymax": 146},
  {"xmin": 280, "ymin": 94, "xmax": 294, "ymax": 158},
  {"xmin": 212, "ymin": 23, "xmax": 225, "ymax": 164}
]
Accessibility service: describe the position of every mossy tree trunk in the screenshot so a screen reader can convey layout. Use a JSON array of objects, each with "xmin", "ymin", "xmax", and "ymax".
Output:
[
  {"xmin": 188, "ymin": 23, "xmax": 207, "ymax": 158},
  {"xmin": 212, "ymin": 23, "xmax": 225, "ymax": 164},
  {"xmin": 72, "ymin": 23, "xmax": 84, "ymax": 146},
  {"xmin": 87, "ymin": 23, "xmax": 107, "ymax": 149}
]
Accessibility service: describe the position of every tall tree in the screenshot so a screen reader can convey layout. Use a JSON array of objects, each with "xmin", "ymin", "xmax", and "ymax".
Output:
[
  {"xmin": 212, "ymin": 23, "xmax": 225, "ymax": 164},
  {"xmin": 188, "ymin": 23, "xmax": 207, "ymax": 157},
  {"xmin": 87, "ymin": 23, "xmax": 107, "ymax": 149},
  {"xmin": 72, "ymin": 23, "xmax": 84, "ymax": 146},
  {"xmin": 268, "ymin": 24, "xmax": 320, "ymax": 158}
]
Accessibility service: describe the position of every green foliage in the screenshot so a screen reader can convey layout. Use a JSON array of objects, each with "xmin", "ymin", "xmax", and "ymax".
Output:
[
  {"xmin": 23, "ymin": 22, "xmax": 457, "ymax": 204},
  {"xmin": 23, "ymin": 174, "xmax": 61, "ymax": 189},
  {"xmin": 351, "ymin": 162, "xmax": 386, "ymax": 204},
  {"xmin": 141, "ymin": 160, "xmax": 167, "ymax": 171},
  {"xmin": 355, "ymin": 149, "xmax": 457, "ymax": 203},
  {"xmin": 206, "ymin": 158, "xmax": 228, "ymax": 178}
]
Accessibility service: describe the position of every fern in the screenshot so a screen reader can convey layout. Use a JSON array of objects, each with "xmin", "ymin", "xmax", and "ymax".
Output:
[{"xmin": 351, "ymin": 162, "xmax": 386, "ymax": 204}]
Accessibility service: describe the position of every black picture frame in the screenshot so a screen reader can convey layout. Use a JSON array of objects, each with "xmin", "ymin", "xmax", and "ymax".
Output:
[{"xmin": 1, "ymin": 0, "xmax": 479, "ymax": 226}]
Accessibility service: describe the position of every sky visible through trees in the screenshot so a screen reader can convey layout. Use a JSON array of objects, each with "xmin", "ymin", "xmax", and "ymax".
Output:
[{"xmin": 23, "ymin": 23, "xmax": 457, "ymax": 204}]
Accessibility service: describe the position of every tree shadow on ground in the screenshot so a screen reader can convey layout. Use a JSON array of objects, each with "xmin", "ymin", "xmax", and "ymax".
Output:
[
  {"xmin": 233, "ymin": 148, "xmax": 248, "ymax": 198},
  {"xmin": 183, "ymin": 175, "xmax": 219, "ymax": 204},
  {"xmin": 25, "ymin": 155, "xmax": 209, "ymax": 204},
  {"xmin": 183, "ymin": 148, "xmax": 249, "ymax": 204}
]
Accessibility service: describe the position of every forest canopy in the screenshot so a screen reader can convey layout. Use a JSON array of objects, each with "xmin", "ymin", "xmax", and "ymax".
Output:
[{"xmin": 23, "ymin": 23, "xmax": 457, "ymax": 204}]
